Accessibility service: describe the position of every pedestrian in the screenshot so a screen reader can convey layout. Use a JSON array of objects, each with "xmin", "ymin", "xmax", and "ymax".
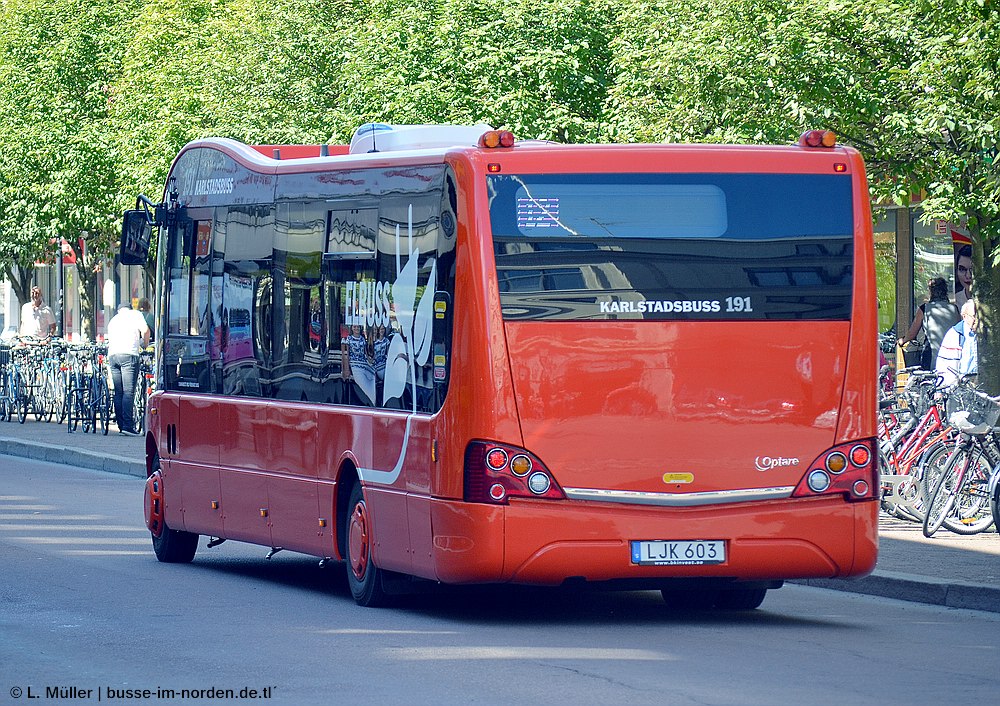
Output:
[
  {"xmin": 19, "ymin": 286, "xmax": 56, "ymax": 339},
  {"xmin": 935, "ymin": 299, "xmax": 976, "ymax": 387},
  {"xmin": 898, "ymin": 277, "xmax": 959, "ymax": 370},
  {"xmin": 955, "ymin": 244, "xmax": 973, "ymax": 309},
  {"xmin": 138, "ymin": 297, "xmax": 155, "ymax": 343},
  {"xmin": 958, "ymin": 300, "xmax": 978, "ymax": 377},
  {"xmin": 106, "ymin": 301, "xmax": 150, "ymax": 435}
]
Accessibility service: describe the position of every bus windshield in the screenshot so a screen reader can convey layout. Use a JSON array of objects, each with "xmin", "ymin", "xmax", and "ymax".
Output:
[{"xmin": 488, "ymin": 172, "xmax": 854, "ymax": 321}]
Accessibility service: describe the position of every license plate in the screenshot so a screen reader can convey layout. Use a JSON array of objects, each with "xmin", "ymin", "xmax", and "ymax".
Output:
[{"xmin": 630, "ymin": 540, "xmax": 726, "ymax": 566}]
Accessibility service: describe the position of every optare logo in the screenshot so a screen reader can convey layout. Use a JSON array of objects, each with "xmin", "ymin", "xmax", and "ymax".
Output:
[{"xmin": 754, "ymin": 455, "xmax": 800, "ymax": 472}]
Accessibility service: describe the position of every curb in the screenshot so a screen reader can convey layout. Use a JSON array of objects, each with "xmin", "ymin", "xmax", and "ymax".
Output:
[
  {"xmin": 791, "ymin": 571, "xmax": 1000, "ymax": 614},
  {"xmin": 1, "ymin": 438, "xmax": 145, "ymax": 478}
]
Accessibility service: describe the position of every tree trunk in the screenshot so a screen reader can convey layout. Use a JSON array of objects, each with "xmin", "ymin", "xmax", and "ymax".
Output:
[{"xmin": 972, "ymin": 220, "xmax": 1000, "ymax": 396}]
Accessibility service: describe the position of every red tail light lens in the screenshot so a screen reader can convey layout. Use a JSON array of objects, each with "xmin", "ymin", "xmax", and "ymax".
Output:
[
  {"xmin": 478, "ymin": 130, "xmax": 516, "ymax": 149},
  {"xmin": 792, "ymin": 439, "xmax": 878, "ymax": 502},
  {"xmin": 798, "ymin": 130, "xmax": 837, "ymax": 148},
  {"xmin": 464, "ymin": 440, "xmax": 564, "ymax": 504}
]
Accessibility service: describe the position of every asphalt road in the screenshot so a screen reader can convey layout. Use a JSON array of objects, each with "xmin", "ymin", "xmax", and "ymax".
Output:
[{"xmin": 1, "ymin": 456, "xmax": 998, "ymax": 706}]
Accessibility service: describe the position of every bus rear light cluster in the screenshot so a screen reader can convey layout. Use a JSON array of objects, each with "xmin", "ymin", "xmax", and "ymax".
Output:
[
  {"xmin": 464, "ymin": 440, "xmax": 564, "ymax": 505},
  {"xmin": 799, "ymin": 130, "xmax": 837, "ymax": 148},
  {"xmin": 478, "ymin": 130, "xmax": 515, "ymax": 149},
  {"xmin": 792, "ymin": 439, "xmax": 878, "ymax": 502}
]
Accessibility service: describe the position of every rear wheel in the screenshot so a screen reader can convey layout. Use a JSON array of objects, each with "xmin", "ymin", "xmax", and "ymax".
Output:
[
  {"xmin": 15, "ymin": 374, "xmax": 28, "ymax": 424},
  {"xmin": 942, "ymin": 448, "xmax": 994, "ymax": 534},
  {"xmin": 97, "ymin": 379, "xmax": 110, "ymax": 435},
  {"xmin": 923, "ymin": 449, "xmax": 964, "ymax": 537},
  {"xmin": 662, "ymin": 587, "xmax": 768, "ymax": 611},
  {"xmin": 714, "ymin": 587, "xmax": 768, "ymax": 610},
  {"xmin": 344, "ymin": 482, "xmax": 389, "ymax": 607}
]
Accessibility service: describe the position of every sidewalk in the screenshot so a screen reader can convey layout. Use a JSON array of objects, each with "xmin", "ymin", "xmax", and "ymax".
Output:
[{"xmin": 1, "ymin": 418, "xmax": 998, "ymax": 613}]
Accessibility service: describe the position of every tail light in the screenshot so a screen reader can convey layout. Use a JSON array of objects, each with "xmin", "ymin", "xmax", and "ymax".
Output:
[
  {"xmin": 792, "ymin": 439, "xmax": 878, "ymax": 502},
  {"xmin": 464, "ymin": 440, "xmax": 564, "ymax": 504},
  {"xmin": 478, "ymin": 130, "xmax": 516, "ymax": 149},
  {"xmin": 799, "ymin": 129, "xmax": 837, "ymax": 148}
]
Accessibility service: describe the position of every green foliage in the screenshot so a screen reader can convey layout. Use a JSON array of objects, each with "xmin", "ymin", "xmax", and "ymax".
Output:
[{"xmin": 2, "ymin": 0, "xmax": 999, "ymax": 384}]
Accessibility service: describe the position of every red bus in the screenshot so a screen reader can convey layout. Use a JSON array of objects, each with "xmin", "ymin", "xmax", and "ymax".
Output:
[{"xmin": 122, "ymin": 124, "xmax": 878, "ymax": 609}]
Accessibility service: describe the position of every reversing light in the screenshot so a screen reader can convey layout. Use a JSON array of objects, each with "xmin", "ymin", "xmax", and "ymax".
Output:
[
  {"xmin": 808, "ymin": 470, "xmax": 831, "ymax": 493},
  {"xmin": 527, "ymin": 472, "xmax": 551, "ymax": 495}
]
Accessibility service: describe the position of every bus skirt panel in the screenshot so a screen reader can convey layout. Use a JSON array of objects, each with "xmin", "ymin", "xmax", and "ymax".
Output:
[{"xmin": 429, "ymin": 495, "xmax": 877, "ymax": 586}]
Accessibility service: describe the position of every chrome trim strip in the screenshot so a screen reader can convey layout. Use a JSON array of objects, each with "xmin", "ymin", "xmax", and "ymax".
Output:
[{"xmin": 563, "ymin": 486, "xmax": 796, "ymax": 507}]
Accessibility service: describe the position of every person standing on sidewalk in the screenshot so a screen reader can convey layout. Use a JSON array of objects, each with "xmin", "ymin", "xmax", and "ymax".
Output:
[
  {"xmin": 106, "ymin": 302, "xmax": 149, "ymax": 435},
  {"xmin": 19, "ymin": 286, "xmax": 56, "ymax": 339}
]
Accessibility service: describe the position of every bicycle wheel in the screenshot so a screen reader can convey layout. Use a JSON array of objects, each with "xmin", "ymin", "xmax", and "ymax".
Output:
[
  {"xmin": 0, "ymin": 369, "xmax": 9, "ymax": 422},
  {"xmin": 38, "ymin": 372, "xmax": 54, "ymax": 423},
  {"xmin": 904, "ymin": 441, "xmax": 952, "ymax": 522},
  {"xmin": 53, "ymin": 369, "xmax": 68, "ymax": 424},
  {"xmin": 943, "ymin": 446, "xmax": 995, "ymax": 534},
  {"xmin": 15, "ymin": 371, "xmax": 28, "ymax": 424},
  {"xmin": 98, "ymin": 378, "xmax": 110, "ymax": 435},
  {"xmin": 81, "ymin": 376, "xmax": 95, "ymax": 433},
  {"xmin": 132, "ymin": 377, "xmax": 147, "ymax": 434},
  {"xmin": 923, "ymin": 446, "xmax": 966, "ymax": 537}
]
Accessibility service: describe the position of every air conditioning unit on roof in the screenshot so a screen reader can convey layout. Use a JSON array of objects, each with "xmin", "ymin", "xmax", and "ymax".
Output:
[{"xmin": 349, "ymin": 123, "xmax": 494, "ymax": 155}]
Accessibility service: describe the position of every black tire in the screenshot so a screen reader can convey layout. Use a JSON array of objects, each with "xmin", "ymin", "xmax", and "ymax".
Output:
[
  {"xmin": 133, "ymin": 380, "xmax": 146, "ymax": 434},
  {"xmin": 149, "ymin": 458, "xmax": 199, "ymax": 563},
  {"xmin": 66, "ymin": 384, "xmax": 77, "ymax": 432},
  {"xmin": 661, "ymin": 589, "xmax": 719, "ymax": 610},
  {"xmin": 344, "ymin": 482, "xmax": 389, "ymax": 607},
  {"xmin": 152, "ymin": 522, "xmax": 199, "ymax": 563},
  {"xmin": 662, "ymin": 587, "xmax": 767, "ymax": 610},
  {"xmin": 991, "ymin": 482, "xmax": 1000, "ymax": 536},
  {"xmin": 942, "ymin": 447, "xmax": 994, "ymax": 535},
  {"xmin": 923, "ymin": 449, "xmax": 964, "ymax": 537},
  {"xmin": 54, "ymin": 371, "xmax": 67, "ymax": 424},
  {"xmin": 98, "ymin": 380, "xmax": 110, "ymax": 435},
  {"xmin": 714, "ymin": 588, "xmax": 768, "ymax": 610},
  {"xmin": 15, "ymin": 374, "xmax": 28, "ymax": 424}
]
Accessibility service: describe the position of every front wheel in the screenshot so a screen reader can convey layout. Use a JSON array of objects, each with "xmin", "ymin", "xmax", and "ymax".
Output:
[
  {"xmin": 344, "ymin": 482, "xmax": 389, "ymax": 607},
  {"xmin": 147, "ymin": 460, "xmax": 199, "ymax": 563},
  {"xmin": 923, "ymin": 449, "xmax": 964, "ymax": 537}
]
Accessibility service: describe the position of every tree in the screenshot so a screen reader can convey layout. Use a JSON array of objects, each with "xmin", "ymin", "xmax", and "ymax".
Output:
[
  {"xmin": 0, "ymin": 0, "xmax": 131, "ymax": 338},
  {"xmin": 606, "ymin": 0, "xmax": 1000, "ymax": 390}
]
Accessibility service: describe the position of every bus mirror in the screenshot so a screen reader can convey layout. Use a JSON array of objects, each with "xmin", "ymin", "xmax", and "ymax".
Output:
[{"xmin": 120, "ymin": 210, "xmax": 152, "ymax": 265}]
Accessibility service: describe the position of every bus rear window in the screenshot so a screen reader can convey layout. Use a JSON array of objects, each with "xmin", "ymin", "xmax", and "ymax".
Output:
[{"xmin": 488, "ymin": 173, "xmax": 854, "ymax": 321}]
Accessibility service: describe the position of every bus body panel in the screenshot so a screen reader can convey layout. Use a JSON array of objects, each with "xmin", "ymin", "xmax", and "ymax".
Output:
[
  {"xmin": 503, "ymin": 320, "xmax": 849, "ymax": 496},
  {"xmin": 428, "ymin": 495, "xmax": 877, "ymax": 585}
]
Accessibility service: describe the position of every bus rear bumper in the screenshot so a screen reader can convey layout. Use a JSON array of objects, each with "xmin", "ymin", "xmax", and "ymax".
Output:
[{"xmin": 429, "ymin": 495, "xmax": 878, "ymax": 586}]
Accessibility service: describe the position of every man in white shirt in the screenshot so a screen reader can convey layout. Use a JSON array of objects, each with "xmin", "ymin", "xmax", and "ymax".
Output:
[
  {"xmin": 19, "ymin": 286, "xmax": 56, "ymax": 338},
  {"xmin": 106, "ymin": 302, "xmax": 150, "ymax": 435},
  {"xmin": 935, "ymin": 299, "xmax": 976, "ymax": 387}
]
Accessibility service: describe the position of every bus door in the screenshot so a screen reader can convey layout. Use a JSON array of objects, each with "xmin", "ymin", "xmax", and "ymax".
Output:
[{"xmin": 161, "ymin": 211, "xmax": 224, "ymax": 537}]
